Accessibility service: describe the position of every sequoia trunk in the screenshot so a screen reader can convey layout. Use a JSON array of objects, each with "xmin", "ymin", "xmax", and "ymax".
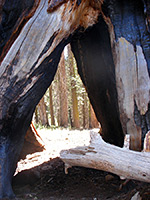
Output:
[
  {"xmin": 104, "ymin": 0, "xmax": 150, "ymax": 150},
  {"xmin": 71, "ymin": 15, "xmax": 125, "ymax": 147},
  {"xmin": 0, "ymin": 1, "xmax": 102, "ymax": 198},
  {"xmin": 0, "ymin": 0, "xmax": 149, "ymax": 198},
  {"xmin": 71, "ymin": 0, "xmax": 150, "ymax": 150}
]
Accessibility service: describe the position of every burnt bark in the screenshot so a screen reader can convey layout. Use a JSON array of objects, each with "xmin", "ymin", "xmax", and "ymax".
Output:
[
  {"xmin": 71, "ymin": 0, "xmax": 150, "ymax": 151},
  {"xmin": 0, "ymin": 0, "xmax": 149, "ymax": 198},
  {"xmin": 0, "ymin": 0, "xmax": 72, "ymax": 197},
  {"xmin": 0, "ymin": 0, "xmax": 101, "ymax": 196},
  {"xmin": 103, "ymin": 0, "xmax": 150, "ymax": 150},
  {"xmin": 71, "ymin": 15, "xmax": 124, "ymax": 147},
  {"xmin": 0, "ymin": 39, "xmax": 69, "ymax": 198},
  {"xmin": 0, "ymin": 0, "xmax": 40, "ymax": 62}
]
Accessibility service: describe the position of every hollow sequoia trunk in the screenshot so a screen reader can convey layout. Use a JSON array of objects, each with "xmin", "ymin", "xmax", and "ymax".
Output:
[
  {"xmin": 0, "ymin": 0, "xmax": 149, "ymax": 198},
  {"xmin": 71, "ymin": 15, "xmax": 124, "ymax": 147},
  {"xmin": 0, "ymin": 0, "xmax": 102, "ymax": 198},
  {"xmin": 71, "ymin": 0, "xmax": 150, "ymax": 150},
  {"xmin": 104, "ymin": 0, "xmax": 150, "ymax": 151},
  {"xmin": 0, "ymin": 0, "xmax": 70, "ymax": 198}
]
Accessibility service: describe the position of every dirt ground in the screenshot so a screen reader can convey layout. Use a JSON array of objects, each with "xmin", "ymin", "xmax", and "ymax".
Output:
[{"xmin": 13, "ymin": 128, "xmax": 150, "ymax": 200}]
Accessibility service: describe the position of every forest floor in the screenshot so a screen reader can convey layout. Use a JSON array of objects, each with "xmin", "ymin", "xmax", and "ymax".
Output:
[{"xmin": 13, "ymin": 128, "xmax": 150, "ymax": 200}]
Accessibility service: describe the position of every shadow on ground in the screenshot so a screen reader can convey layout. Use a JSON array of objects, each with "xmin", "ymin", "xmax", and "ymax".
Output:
[{"xmin": 13, "ymin": 157, "xmax": 150, "ymax": 200}]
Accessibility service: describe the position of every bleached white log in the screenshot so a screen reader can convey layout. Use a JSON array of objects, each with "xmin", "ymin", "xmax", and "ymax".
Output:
[{"xmin": 60, "ymin": 131, "xmax": 150, "ymax": 183}]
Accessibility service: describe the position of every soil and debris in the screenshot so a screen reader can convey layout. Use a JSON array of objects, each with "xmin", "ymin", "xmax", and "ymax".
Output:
[{"xmin": 13, "ymin": 129, "xmax": 150, "ymax": 200}]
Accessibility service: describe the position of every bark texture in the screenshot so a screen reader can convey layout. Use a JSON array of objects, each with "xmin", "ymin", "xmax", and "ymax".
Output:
[
  {"xmin": 58, "ymin": 51, "xmax": 68, "ymax": 128},
  {"xmin": 38, "ymin": 97, "xmax": 49, "ymax": 127},
  {"xmin": 102, "ymin": 0, "xmax": 150, "ymax": 150},
  {"xmin": 0, "ymin": 0, "xmax": 149, "ymax": 198},
  {"xmin": 89, "ymin": 105, "xmax": 99, "ymax": 129},
  {"xmin": 68, "ymin": 45, "xmax": 80, "ymax": 129},
  {"xmin": 71, "ymin": 15, "xmax": 124, "ymax": 147},
  {"xmin": 71, "ymin": 0, "xmax": 150, "ymax": 150},
  {"xmin": 0, "ymin": 1, "xmax": 102, "ymax": 198}
]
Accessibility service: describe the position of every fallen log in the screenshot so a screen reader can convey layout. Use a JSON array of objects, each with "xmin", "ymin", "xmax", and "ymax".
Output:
[{"xmin": 60, "ymin": 131, "xmax": 150, "ymax": 183}]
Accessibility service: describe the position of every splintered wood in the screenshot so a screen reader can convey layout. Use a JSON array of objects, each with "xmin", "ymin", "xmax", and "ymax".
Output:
[
  {"xmin": 60, "ymin": 131, "xmax": 150, "ymax": 183},
  {"xmin": 114, "ymin": 38, "xmax": 150, "ymax": 151}
]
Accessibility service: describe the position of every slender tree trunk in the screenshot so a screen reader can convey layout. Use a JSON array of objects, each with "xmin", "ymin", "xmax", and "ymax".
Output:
[
  {"xmin": 58, "ymin": 51, "xmax": 68, "ymax": 127},
  {"xmin": 53, "ymin": 70, "xmax": 60, "ymax": 127},
  {"xmin": 82, "ymin": 92, "xmax": 89, "ymax": 129},
  {"xmin": 68, "ymin": 107, "xmax": 73, "ymax": 128},
  {"xmin": 38, "ymin": 97, "xmax": 49, "ymax": 127},
  {"xmin": 34, "ymin": 107, "xmax": 39, "ymax": 124},
  {"xmin": 68, "ymin": 44, "xmax": 80, "ymax": 129},
  {"xmin": 82, "ymin": 93, "xmax": 86, "ymax": 129},
  {"xmin": 49, "ymin": 85, "xmax": 55, "ymax": 126}
]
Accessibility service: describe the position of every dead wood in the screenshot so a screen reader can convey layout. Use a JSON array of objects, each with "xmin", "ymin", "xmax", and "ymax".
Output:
[{"xmin": 60, "ymin": 131, "xmax": 150, "ymax": 183}]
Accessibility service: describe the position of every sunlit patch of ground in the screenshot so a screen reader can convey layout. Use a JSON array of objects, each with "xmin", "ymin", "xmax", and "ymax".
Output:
[
  {"xmin": 14, "ymin": 129, "xmax": 150, "ymax": 200},
  {"xmin": 16, "ymin": 128, "xmax": 99, "ymax": 174}
]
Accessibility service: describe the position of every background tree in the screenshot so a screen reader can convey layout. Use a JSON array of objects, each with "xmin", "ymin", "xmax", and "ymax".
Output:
[
  {"xmin": 67, "ymin": 44, "xmax": 80, "ymax": 129},
  {"xmin": 0, "ymin": 1, "xmax": 149, "ymax": 198},
  {"xmin": 49, "ymin": 85, "xmax": 55, "ymax": 126},
  {"xmin": 82, "ymin": 91, "xmax": 89, "ymax": 129},
  {"xmin": 34, "ymin": 45, "xmax": 99, "ymax": 130},
  {"xmin": 38, "ymin": 97, "xmax": 49, "ymax": 127},
  {"xmin": 58, "ymin": 51, "xmax": 68, "ymax": 127}
]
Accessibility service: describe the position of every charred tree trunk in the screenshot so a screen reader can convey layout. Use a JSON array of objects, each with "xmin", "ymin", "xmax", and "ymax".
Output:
[
  {"xmin": 102, "ymin": 0, "xmax": 150, "ymax": 151},
  {"xmin": 0, "ymin": 1, "xmax": 101, "ymax": 198},
  {"xmin": 0, "ymin": 1, "xmax": 68, "ymax": 198},
  {"xmin": 71, "ymin": 0, "xmax": 150, "ymax": 150},
  {"xmin": 71, "ymin": 15, "xmax": 124, "ymax": 147},
  {"xmin": 0, "ymin": 0, "xmax": 149, "ymax": 198}
]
